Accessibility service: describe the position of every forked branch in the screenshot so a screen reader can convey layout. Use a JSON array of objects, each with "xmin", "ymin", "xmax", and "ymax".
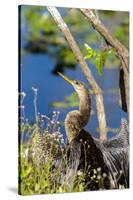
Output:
[
  {"xmin": 80, "ymin": 9, "xmax": 129, "ymax": 111},
  {"xmin": 47, "ymin": 6, "xmax": 107, "ymax": 141}
]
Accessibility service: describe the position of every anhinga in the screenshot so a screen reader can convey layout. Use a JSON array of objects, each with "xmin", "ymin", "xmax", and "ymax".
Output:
[
  {"xmin": 58, "ymin": 72, "xmax": 129, "ymax": 190},
  {"xmin": 58, "ymin": 72, "xmax": 91, "ymax": 143}
]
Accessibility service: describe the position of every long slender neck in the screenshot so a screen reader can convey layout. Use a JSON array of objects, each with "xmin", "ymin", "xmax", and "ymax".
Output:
[
  {"xmin": 65, "ymin": 88, "xmax": 91, "ymax": 143},
  {"xmin": 78, "ymin": 89, "xmax": 91, "ymax": 126}
]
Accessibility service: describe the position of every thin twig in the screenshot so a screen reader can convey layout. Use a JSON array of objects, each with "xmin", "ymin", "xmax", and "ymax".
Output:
[
  {"xmin": 80, "ymin": 9, "xmax": 129, "ymax": 111},
  {"xmin": 47, "ymin": 6, "xmax": 107, "ymax": 141}
]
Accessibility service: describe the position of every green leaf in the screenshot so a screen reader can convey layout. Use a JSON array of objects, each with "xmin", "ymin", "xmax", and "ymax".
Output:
[
  {"xmin": 84, "ymin": 43, "xmax": 117, "ymax": 76},
  {"xmin": 84, "ymin": 43, "xmax": 97, "ymax": 59},
  {"xmin": 95, "ymin": 55, "xmax": 103, "ymax": 76},
  {"xmin": 35, "ymin": 183, "xmax": 40, "ymax": 192},
  {"xmin": 21, "ymin": 165, "xmax": 32, "ymax": 178},
  {"xmin": 100, "ymin": 51, "xmax": 106, "ymax": 67}
]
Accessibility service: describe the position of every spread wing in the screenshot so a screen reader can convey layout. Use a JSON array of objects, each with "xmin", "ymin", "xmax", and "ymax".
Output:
[{"xmin": 94, "ymin": 118, "xmax": 129, "ymax": 188}]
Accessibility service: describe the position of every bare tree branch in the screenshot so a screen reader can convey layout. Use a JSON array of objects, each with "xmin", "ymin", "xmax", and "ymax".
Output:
[
  {"xmin": 80, "ymin": 9, "xmax": 129, "ymax": 112},
  {"xmin": 47, "ymin": 6, "xmax": 107, "ymax": 141}
]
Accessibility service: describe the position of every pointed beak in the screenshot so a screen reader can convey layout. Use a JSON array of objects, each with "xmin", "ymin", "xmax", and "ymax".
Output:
[{"xmin": 57, "ymin": 72, "xmax": 73, "ymax": 85}]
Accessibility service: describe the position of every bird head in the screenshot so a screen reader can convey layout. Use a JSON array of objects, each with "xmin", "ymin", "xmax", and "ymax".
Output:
[{"xmin": 58, "ymin": 72, "xmax": 86, "ymax": 94}]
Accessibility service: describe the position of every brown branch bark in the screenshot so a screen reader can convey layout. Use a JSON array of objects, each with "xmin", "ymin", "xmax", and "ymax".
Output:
[
  {"xmin": 47, "ymin": 6, "xmax": 107, "ymax": 141},
  {"xmin": 80, "ymin": 9, "xmax": 129, "ymax": 112}
]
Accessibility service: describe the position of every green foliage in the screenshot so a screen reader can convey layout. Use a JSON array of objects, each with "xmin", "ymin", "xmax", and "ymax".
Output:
[
  {"xmin": 51, "ymin": 92, "xmax": 79, "ymax": 108},
  {"xmin": 84, "ymin": 43, "xmax": 115, "ymax": 76},
  {"xmin": 25, "ymin": 8, "xmax": 58, "ymax": 38}
]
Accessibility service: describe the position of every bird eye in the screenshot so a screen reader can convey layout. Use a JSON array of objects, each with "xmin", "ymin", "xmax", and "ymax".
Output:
[{"xmin": 75, "ymin": 81, "xmax": 79, "ymax": 85}]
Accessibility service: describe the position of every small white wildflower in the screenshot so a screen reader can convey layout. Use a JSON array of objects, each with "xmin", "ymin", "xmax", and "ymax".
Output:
[
  {"xmin": 88, "ymin": 145, "xmax": 90, "ymax": 148},
  {"xmin": 80, "ymin": 139, "xmax": 83, "ymax": 143},
  {"xmin": 57, "ymin": 121, "xmax": 60, "ymax": 124},
  {"xmin": 53, "ymin": 111, "xmax": 56, "ymax": 114},
  {"xmin": 52, "ymin": 133, "xmax": 56, "ymax": 137},
  {"xmin": 57, "ymin": 111, "xmax": 60, "ymax": 114},
  {"xmin": 97, "ymin": 167, "xmax": 101, "ymax": 172},
  {"xmin": 103, "ymin": 173, "xmax": 107, "ymax": 178},
  {"xmin": 61, "ymin": 138, "xmax": 64, "ymax": 143},
  {"xmin": 45, "ymin": 130, "xmax": 49, "ymax": 134},
  {"xmin": 97, "ymin": 175, "xmax": 101, "ymax": 180},
  {"xmin": 77, "ymin": 171, "xmax": 83, "ymax": 176},
  {"xmin": 56, "ymin": 138, "xmax": 60, "ymax": 142},
  {"xmin": 55, "ymin": 144, "xmax": 59, "ymax": 148},
  {"xmin": 50, "ymin": 134, "xmax": 54, "ymax": 138},
  {"xmin": 51, "ymin": 120, "xmax": 54, "ymax": 124},
  {"xmin": 58, "ymin": 134, "xmax": 63, "ymax": 138},
  {"xmin": 84, "ymin": 141, "xmax": 87, "ymax": 144},
  {"xmin": 43, "ymin": 115, "xmax": 50, "ymax": 120},
  {"xmin": 61, "ymin": 147, "xmax": 64, "ymax": 151}
]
